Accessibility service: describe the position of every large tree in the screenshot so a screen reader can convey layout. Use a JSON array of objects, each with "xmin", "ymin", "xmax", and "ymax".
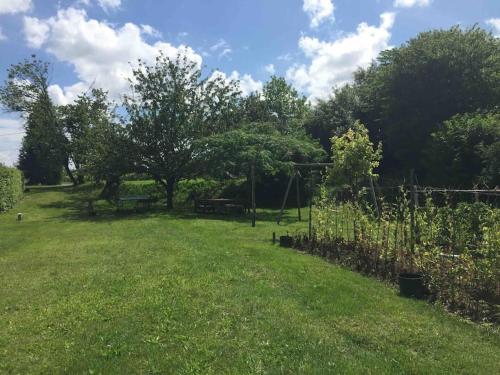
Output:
[
  {"xmin": 425, "ymin": 111, "xmax": 500, "ymax": 188},
  {"xmin": 356, "ymin": 26, "xmax": 500, "ymax": 180},
  {"xmin": 0, "ymin": 56, "xmax": 65, "ymax": 184},
  {"xmin": 58, "ymin": 89, "xmax": 115, "ymax": 185},
  {"xmin": 238, "ymin": 76, "xmax": 310, "ymax": 134},
  {"xmin": 125, "ymin": 52, "xmax": 241, "ymax": 208},
  {"xmin": 305, "ymin": 84, "xmax": 361, "ymax": 153}
]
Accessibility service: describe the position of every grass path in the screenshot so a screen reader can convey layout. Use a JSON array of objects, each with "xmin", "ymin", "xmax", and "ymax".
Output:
[{"xmin": 0, "ymin": 186, "xmax": 499, "ymax": 374}]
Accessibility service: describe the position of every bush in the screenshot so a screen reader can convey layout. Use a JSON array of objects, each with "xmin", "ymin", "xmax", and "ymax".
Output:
[
  {"xmin": 304, "ymin": 186, "xmax": 500, "ymax": 322},
  {"xmin": 0, "ymin": 164, "xmax": 24, "ymax": 212}
]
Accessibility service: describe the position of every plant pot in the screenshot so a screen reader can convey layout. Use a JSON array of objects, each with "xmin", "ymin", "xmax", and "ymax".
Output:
[
  {"xmin": 279, "ymin": 235, "xmax": 293, "ymax": 248},
  {"xmin": 398, "ymin": 272, "xmax": 424, "ymax": 299}
]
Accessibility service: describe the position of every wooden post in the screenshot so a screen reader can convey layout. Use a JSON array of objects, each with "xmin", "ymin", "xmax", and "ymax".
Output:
[
  {"xmin": 369, "ymin": 175, "xmax": 379, "ymax": 219},
  {"xmin": 296, "ymin": 170, "xmax": 301, "ymax": 221},
  {"xmin": 308, "ymin": 171, "xmax": 314, "ymax": 240},
  {"xmin": 277, "ymin": 171, "xmax": 295, "ymax": 224},
  {"xmin": 251, "ymin": 162, "xmax": 256, "ymax": 227},
  {"xmin": 409, "ymin": 169, "xmax": 416, "ymax": 253}
]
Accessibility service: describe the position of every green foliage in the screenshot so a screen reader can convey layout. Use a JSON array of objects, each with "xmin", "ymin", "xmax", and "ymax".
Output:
[
  {"xmin": 125, "ymin": 51, "xmax": 241, "ymax": 208},
  {"xmin": 59, "ymin": 89, "xmax": 117, "ymax": 185},
  {"xmin": 305, "ymin": 84, "xmax": 361, "ymax": 152},
  {"xmin": 239, "ymin": 76, "xmax": 309, "ymax": 134},
  {"xmin": 0, "ymin": 164, "xmax": 23, "ymax": 212},
  {"xmin": 356, "ymin": 26, "xmax": 500, "ymax": 179},
  {"xmin": 197, "ymin": 122, "xmax": 325, "ymax": 180},
  {"xmin": 0, "ymin": 55, "xmax": 65, "ymax": 185},
  {"xmin": 312, "ymin": 186, "xmax": 500, "ymax": 322},
  {"xmin": 426, "ymin": 111, "xmax": 500, "ymax": 187},
  {"xmin": 327, "ymin": 121, "xmax": 382, "ymax": 188}
]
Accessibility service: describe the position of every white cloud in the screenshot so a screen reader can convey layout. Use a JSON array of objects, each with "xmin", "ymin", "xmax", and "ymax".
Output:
[
  {"xmin": 231, "ymin": 71, "xmax": 263, "ymax": 96},
  {"xmin": 210, "ymin": 38, "xmax": 232, "ymax": 58},
  {"xmin": 303, "ymin": 0, "xmax": 335, "ymax": 28},
  {"xmin": 23, "ymin": 16, "xmax": 50, "ymax": 48},
  {"xmin": 97, "ymin": 0, "xmax": 121, "ymax": 11},
  {"xmin": 265, "ymin": 64, "xmax": 275, "ymax": 75},
  {"xmin": 287, "ymin": 12, "xmax": 395, "ymax": 101},
  {"xmin": 0, "ymin": 0, "xmax": 32, "ymax": 14},
  {"xmin": 211, "ymin": 70, "xmax": 263, "ymax": 97},
  {"xmin": 0, "ymin": 26, "xmax": 6, "ymax": 41},
  {"xmin": 486, "ymin": 18, "xmax": 500, "ymax": 37},
  {"xmin": 0, "ymin": 117, "xmax": 24, "ymax": 166},
  {"xmin": 23, "ymin": 7, "xmax": 202, "ymax": 104},
  {"xmin": 141, "ymin": 24, "xmax": 162, "ymax": 38},
  {"xmin": 394, "ymin": 0, "xmax": 431, "ymax": 8}
]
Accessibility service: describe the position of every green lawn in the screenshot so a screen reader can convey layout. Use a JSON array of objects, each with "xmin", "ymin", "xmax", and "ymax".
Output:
[{"xmin": 0, "ymin": 186, "xmax": 499, "ymax": 374}]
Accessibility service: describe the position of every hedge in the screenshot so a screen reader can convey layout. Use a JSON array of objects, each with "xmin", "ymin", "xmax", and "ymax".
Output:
[{"xmin": 0, "ymin": 164, "xmax": 24, "ymax": 212}]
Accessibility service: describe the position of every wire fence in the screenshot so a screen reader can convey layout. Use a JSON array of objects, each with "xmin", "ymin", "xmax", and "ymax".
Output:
[{"xmin": 292, "ymin": 180, "xmax": 499, "ymax": 323}]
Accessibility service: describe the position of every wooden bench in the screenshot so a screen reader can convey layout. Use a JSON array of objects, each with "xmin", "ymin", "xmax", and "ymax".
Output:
[{"xmin": 194, "ymin": 198, "xmax": 245, "ymax": 215}]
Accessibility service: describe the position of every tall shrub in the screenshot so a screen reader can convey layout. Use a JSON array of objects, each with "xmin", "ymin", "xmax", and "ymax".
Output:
[{"xmin": 0, "ymin": 164, "xmax": 24, "ymax": 212}]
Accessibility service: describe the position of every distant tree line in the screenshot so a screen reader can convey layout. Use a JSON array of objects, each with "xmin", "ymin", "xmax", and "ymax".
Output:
[{"xmin": 0, "ymin": 25, "xmax": 498, "ymax": 208}]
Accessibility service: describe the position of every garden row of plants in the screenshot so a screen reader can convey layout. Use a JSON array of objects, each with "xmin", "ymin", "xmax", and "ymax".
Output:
[
  {"xmin": 0, "ymin": 164, "xmax": 23, "ymax": 212},
  {"xmin": 291, "ymin": 186, "xmax": 499, "ymax": 323}
]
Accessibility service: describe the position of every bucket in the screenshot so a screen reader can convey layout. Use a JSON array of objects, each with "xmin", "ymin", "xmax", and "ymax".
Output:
[
  {"xmin": 279, "ymin": 235, "xmax": 293, "ymax": 247},
  {"xmin": 398, "ymin": 272, "xmax": 424, "ymax": 299}
]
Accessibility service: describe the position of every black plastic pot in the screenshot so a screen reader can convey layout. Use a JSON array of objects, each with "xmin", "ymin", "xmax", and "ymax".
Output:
[
  {"xmin": 279, "ymin": 235, "xmax": 293, "ymax": 248},
  {"xmin": 398, "ymin": 272, "xmax": 424, "ymax": 299}
]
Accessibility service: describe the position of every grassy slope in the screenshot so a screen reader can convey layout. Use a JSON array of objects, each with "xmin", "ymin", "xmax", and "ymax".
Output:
[{"xmin": 0, "ymin": 186, "xmax": 498, "ymax": 374}]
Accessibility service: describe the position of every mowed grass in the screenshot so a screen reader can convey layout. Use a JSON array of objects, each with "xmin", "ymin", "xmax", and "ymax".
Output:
[{"xmin": 0, "ymin": 186, "xmax": 499, "ymax": 374}]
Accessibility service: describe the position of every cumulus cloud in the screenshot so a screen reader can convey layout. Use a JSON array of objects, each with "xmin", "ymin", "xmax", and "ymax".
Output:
[
  {"xmin": 486, "ymin": 18, "xmax": 500, "ymax": 37},
  {"xmin": 0, "ymin": 0, "xmax": 32, "ymax": 14},
  {"xmin": 303, "ymin": 0, "xmax": 335, "ymax": 28},
  {"xmin": 23, "ymin": 7, "xmax": 202, "ymax": 104},
  {"xmin": 211, "ymin": 70, "xmax": 263, "ymax": 96},
  {"xmin": 0, "ymin": 117, "xmax": 24, "ymax": 166},
  {"xmin": 286, "ymin": 12, "xmax": 395, "ymax": 102},
  {"xmin": 394, "ymin": 0, "xmax": 431, "ymax": 8},
  {"xmin": 264, "ymin": 64, "xmax": 275, "ymax": 75}
]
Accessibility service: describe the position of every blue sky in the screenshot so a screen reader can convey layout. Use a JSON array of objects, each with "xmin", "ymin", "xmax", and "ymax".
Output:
[{"xmin": 0, "ymin": 0, "xmax": 499, "ymax": 165}]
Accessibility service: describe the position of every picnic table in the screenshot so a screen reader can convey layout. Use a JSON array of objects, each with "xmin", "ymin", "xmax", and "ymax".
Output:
[
  {"xmin": 194, "ymin": 198, "xmax": 245, "ymax": 215},
  {"xmin": 117, "ymin": 195, "xmax": 156, "ymax": 211}
]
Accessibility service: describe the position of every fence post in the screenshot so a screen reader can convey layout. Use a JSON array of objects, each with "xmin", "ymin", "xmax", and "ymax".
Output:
[
  {"xmin": 369, "ymin": 175, "xmax": 380, "ymax": 219},
  {"xmin": 251, "ymin": 162, "xmax": 256, "ymax": 227},
  {"xmin": 308, "ymin": 171, "xmax": 314, "ymax": 240},
  {"xmin": 409, "ymin": 169, "xmax": 416, "ymax": 253}
]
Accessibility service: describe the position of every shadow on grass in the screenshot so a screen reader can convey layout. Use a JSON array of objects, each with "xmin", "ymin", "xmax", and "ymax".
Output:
[{"xmin": 32, "ymin": 184, "xmax": 304, "ymax": 226}]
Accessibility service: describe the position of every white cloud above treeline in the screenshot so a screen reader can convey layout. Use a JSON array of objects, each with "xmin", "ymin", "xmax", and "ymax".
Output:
[
  {"xmin": 287, "ymin": 12, "xmax": 396, "ymax": 101},
  {"xmin": 303, "ymin": 0, "xmax": 335, "ymax": 28},
  {"xmin": 22, "ymin": 7, "xmax": 202, "ymax": 104},
  {"xmin": 486, "ymin": 18, "xmax": 500, "ymax": 37},
  {"xmin": 394, "ymin": 0, "xmax": 431, "ymax": 8},
  {"xmin": 22, "ymin": 7, "xmax": 260, "ymax": 105},
  {"xmin": 0, "ymin": 0, "xmax": 32, "ymax": 14}
]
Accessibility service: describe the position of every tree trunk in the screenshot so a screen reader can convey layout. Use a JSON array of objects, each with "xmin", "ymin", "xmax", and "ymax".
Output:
[
  {"xmin": 64, "ymin": 161, "xmax": 78, "ymax": 186},
  {"xmin": 166, "ymin": 176, "xmax": 176, "ymax": 209}
]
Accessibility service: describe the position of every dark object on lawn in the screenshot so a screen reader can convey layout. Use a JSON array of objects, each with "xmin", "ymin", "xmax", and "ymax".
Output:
[
  {"xmin": 17, "ymin": 213, "xmax": 23, "ymax": 221},
  {"xmin": 280, "ymin": 235, "xmax": 293, "ymax": 247},
  {"xmin": 272, "ymin": 232, "xmax": 276, "ymax": 244},
  {"xmin": 398, "ymin": 272, "xmax": 424, "ymax": 299}
]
